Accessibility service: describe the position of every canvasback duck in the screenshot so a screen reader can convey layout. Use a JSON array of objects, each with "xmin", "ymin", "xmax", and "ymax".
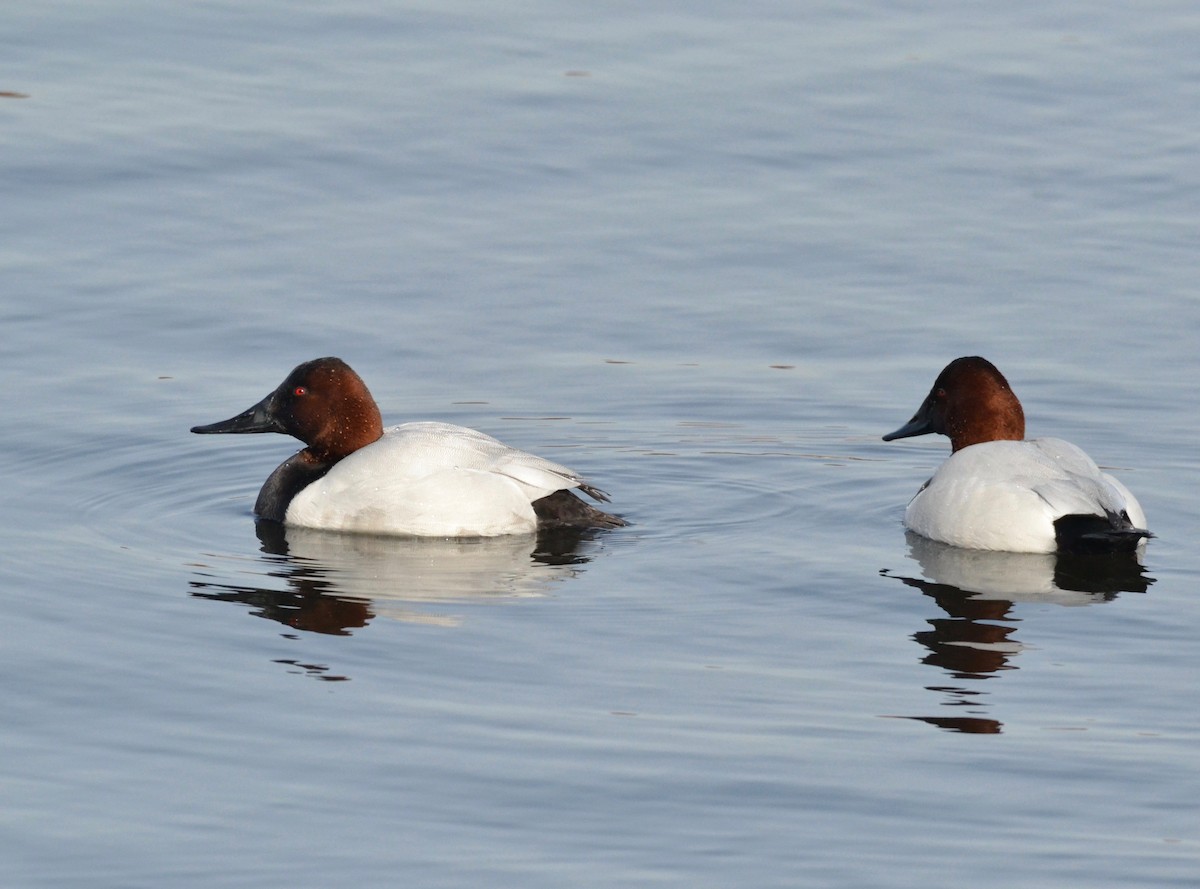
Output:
[
  {"xmin": 192, "ymin": 357, "xmax": 625, "ymax": 537},
  {"xmin": 883, "ymin": 356, "xmax": 1150, "ymax": 554}
]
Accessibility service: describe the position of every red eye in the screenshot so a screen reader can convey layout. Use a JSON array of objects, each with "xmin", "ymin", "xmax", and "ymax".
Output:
[{"xmin": 294, "ymin": 386, "xmax": 307, "ymax": 396}]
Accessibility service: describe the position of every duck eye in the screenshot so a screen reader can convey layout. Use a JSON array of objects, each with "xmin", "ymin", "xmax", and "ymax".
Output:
[
  {"xmin": 293, "ymin": 386, "xmax": 307, "ymax": 397},
  {"xmin": 935, "ymin": 387, "xmax": 947, "ymax": 399}
]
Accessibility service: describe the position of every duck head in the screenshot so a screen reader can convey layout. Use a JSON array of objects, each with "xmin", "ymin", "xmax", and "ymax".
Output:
[
  {"xmin": 883, "ymin": 356, "xmax": 1025, "ymax": 452},
  {"xmin": 191, "ymin": 357, "xmax": 385, "ymax": 462}
]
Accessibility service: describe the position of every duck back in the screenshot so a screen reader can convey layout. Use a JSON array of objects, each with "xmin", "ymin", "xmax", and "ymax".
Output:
[
  {"xmin": 904, "ymin": 438, "xmax": 1148, "ymax": 553},
  {"xmin": 283, "ymin": 422, "xmax": 615, "ymax": 537}
]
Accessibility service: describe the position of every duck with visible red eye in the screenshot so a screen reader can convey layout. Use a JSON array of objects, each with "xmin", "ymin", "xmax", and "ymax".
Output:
[
  {"xmin": 884, "ymin": 356, "xmax": 1150, "ymax": 554},
  {"xmin": 192, "ymin": 357, "xmax": 625, "ymax": 537}
]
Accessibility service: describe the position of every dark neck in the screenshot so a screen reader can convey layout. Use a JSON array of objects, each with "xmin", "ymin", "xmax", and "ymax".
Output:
[{"xmin": 254, "ymin": 449, "xmax": 336, "ymax": 522}]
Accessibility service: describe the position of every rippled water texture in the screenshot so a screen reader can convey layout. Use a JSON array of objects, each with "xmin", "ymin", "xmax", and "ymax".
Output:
[{"xmin": 2, "ymin": 2, "xmax": 1198, "ymax": 887}]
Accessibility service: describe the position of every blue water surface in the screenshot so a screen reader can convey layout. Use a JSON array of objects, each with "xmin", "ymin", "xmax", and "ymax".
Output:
[{"xmin": 2, "ymin": 2, "xmax": 1198, "ymax": 887}]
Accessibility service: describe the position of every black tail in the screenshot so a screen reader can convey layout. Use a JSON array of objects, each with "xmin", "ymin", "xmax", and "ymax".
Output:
[
  {"xmin": 1055, "ymin": 512, "xmax": 1152, "ymax": 555},
  {"xmin": 532, "ymin": 489, "xmax": 627, "ymax": 530}
]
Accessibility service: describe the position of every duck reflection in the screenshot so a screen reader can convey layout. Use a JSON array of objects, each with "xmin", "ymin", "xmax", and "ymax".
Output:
[
  {"xmin": 189, "ymin": 521, "xmax": 600, "ymax": 636},
  {"xmin": 884, "ymin": 532, "xmax": 1153, "ymax": 734}
]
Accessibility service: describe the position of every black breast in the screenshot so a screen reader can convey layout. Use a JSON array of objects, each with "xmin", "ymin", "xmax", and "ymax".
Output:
[{"xmin": 254, "ymin": 451, "xmax": 334, "ymax": 523}]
